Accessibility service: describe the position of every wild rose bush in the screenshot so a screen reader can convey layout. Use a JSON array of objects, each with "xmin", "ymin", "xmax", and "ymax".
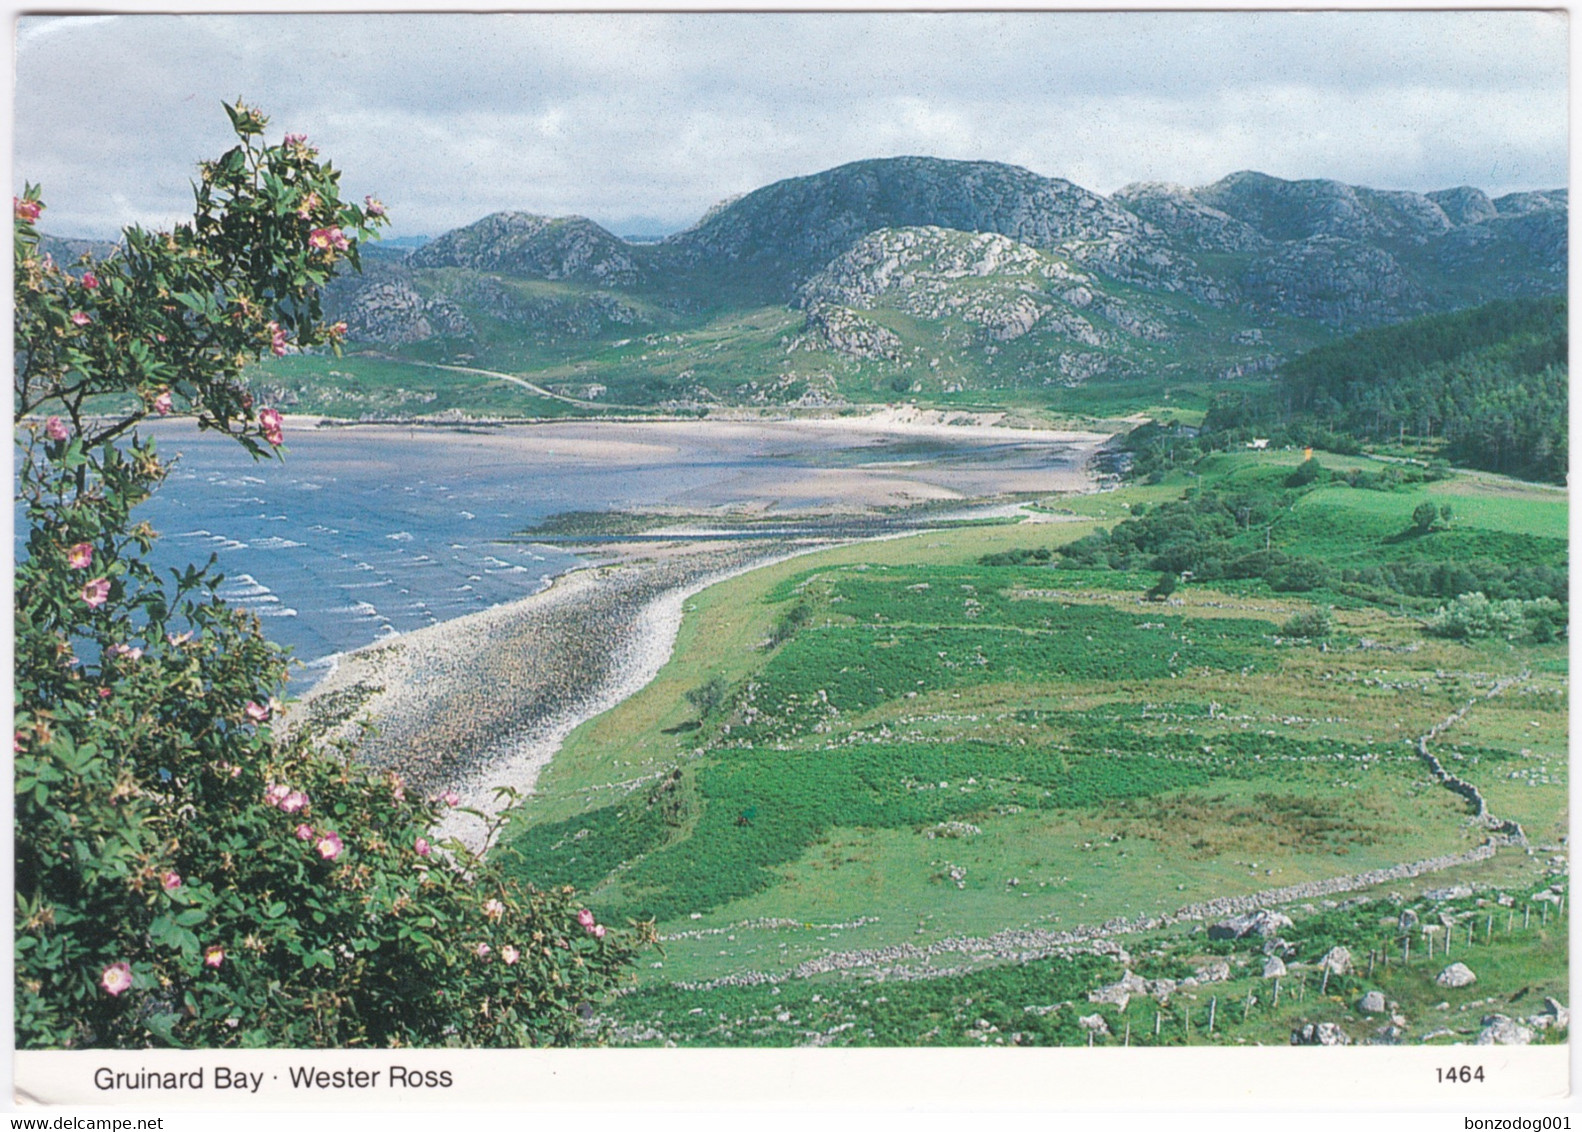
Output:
[{"xmin": 14, "ymin": 103, "xmax": 644, "ymax": 1049}]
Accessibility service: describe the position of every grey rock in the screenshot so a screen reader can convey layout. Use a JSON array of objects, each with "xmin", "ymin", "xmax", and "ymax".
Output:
[
  {"xmin": 1088, "ymin": 970, "xmax": 1149, "ymax": 1010},
  {"xmin": 1078, "ymin": 1013, "xmax": 1110, "ymax": 1036},
  {"xmin": 1209, "ymin": 908, "xmax": 1295, "ymax": 941},
  {"xmin": 1475, "ymin": 1015, "xmax": 1533, "ymax": 1046},
  {"xmin": 1263, "ymin": 956, "xmax": 1288, "ymax": 979},
  {"xmin": 1193, "ymin": 959, "xmax": 1232, "ymax": 984},
  {"xmin": 1291, "ymin": 1022, "xmax": 1351, "ymax": 1046},
  {"xmin": 1397, "ymin": 908, "xmax": 1419, "ymax": 934},
  {"xmin": 1436, "ymin": 963, "xmax": 1477, "ymax": 988},
  {"xmin": 1319, "ymin": 946, "xmax": 1353, "ymax": 975},
  {"xmin": 1424, "ymin": 885, "xmax": 1473, "ymax": 901},
  {"xmin": 412, "ymin": 211, "xmax": 643, "ymax": 286},
  {"xmin": 1358, "ymin": 990, "xmax": 1387, "ymax": 1014}
]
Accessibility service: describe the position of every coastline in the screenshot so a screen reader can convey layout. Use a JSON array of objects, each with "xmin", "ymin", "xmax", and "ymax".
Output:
[
  {"xmin": 292, "ymin": 533, "xmax": 868, "ymax": 847},
  {"xmin": 283, "ymin": 409, "xmax": 1111, "ymax": 847}
]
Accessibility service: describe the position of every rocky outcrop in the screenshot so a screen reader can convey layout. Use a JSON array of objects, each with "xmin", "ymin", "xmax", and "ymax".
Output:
[
  {"xmin": 1208, "ymin": 908, "xmax": 1294, "ymax": 941},
  {"xmin": 330, "ymin": 273, "xmax": 472, "ymax": 345},
  {"xmin": 1436, "ymin": 962, "xmax": 1477, "ymax": 988},
  {"xmin": 1291, "ymin": 1022, "xmax": 1351, "ymax": 1046},
  {"xmin": 1112, "ymin": 182, "xmax": 1267, "ymax": 253},
  {"xmin": 1242, "ymin": 236, "xmax": 1424, "ymax": 328},
  {"xmin": 412, "ymin": 211, "xmax": 644, "ymax": 286},
  {"xmin": 1475, "ymin": 1014, "xmax": 1532, "ymax": 1045},
  {"xmin": 662, "ymin": 155, "xmax": 1207, "ymax": 300},
  {"xmin": 799, "ymin": 302, "xmax": 902, "ymax": 360}
]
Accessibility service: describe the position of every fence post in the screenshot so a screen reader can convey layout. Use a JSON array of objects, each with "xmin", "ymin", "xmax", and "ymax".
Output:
[{"xmin": 1209, "ymin": 996, "xmax": 1216, "ymax": 1033}]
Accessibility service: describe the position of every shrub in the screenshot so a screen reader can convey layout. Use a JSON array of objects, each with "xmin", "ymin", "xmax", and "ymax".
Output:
[
  {"xmin": 1424, "ymin": 593, "xmax": 1565, "ymax": 642},
  {"xmin": 14, "ymin": 104, "xmax": 640, "ymax": 1049},
  {"xmin": 1281, "ymin": 608, "xmax": 1334, "ymax": 639}
]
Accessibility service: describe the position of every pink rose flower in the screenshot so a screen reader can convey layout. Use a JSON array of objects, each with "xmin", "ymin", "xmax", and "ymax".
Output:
[
  {"xmin": 100, "ymin": 961, "xmax": 133, "ymax": 996},
  {"xmin": 167, "ymin": 631, "xmax": 192, "ymax": 646},
  {"xmin": 153, "ymin": 390, "xmax": 173, "ymax": 416},
  {"xmin": 108, "ymin": 643, "xmax": 142, "ymax": 661},
  {"xmin": 81, "ymin": 577, "xmax": 110, "ymax": 608},
  {"xmin": 364, "ymin": 196, "xmax": 386, "ymax": 218},
  {"xmin": 67, "ymin": 542, "xmax": 93, "ymax": 570},
  {"xmin": 308, "ymin": 227, "xmax": 349, "ymax": 252},
  {"xmin": 70, "ymin": 311, "xmax": 90, "ymax": 327},
  {"xmin": 279, "ymin": 791, "xmax": 308, "ymax": 814},
  {"xmin": 13, "ymin": 731, "xmax": 24, "ymax": 753},
  {"xmin": 266, "ymin": 322, "xmax": 289, "ymax": 357},
  {"xmin": 162, "ymin": 871, "xmax": 182, "ymax": 892},
  {"xmin": 315, "ymin": 830, "xmax": 343, "ymax": 860},
  {"xmin": 483, "ymin": 898, "xmax": 505, "ymax": 921},
  {"xmin": 296, "ymin": 191, "xmax": 320, "ymax": 220},
  {"xmin": 203, "ymin": 946, "xmax": 224, "ymax": 969},
  {"xmin": 295, "ymin": 823, "xmax": 314, "ymax": 841},
  {"xmin": 590, "ymin": 924, "xmax": 606, "ymax": 940},
  {"xmin": 441, "ymin": 790, "xmax": 460, "ymax": 807},
  {"xmin": 81, "ymin": 271, "xmax": 99, "ymax": 290},
  {"xmin": 263, "ymin": 783, "xmax": 289, "ymax": 807},
  {"xmin": 501, "ymin": 945, "xmax": 520, "ymax": 966},
  {"xmin": 415, "ymin": 837, "xmax": 431, "ymax": 858},
  {"xmin": 283, "ymin": 133, "xmax": 307, "ymax": 147},
  {"xmin": 576, "ymin": 908, "xmax": 596, "ymax": 929},
  {"xmin": 474, "ymin": 942, "xmax": 491, "ymax": 958},
  {"xmin": 14, "ymin": 197, "xmax": 42, "ymax": 223},
  {"xmin": 44, "ymin": 416, "xmax": 69, "ymax": 441},
  {"xmin": 258, "ymin": 406, "xmax": 285, "ymax": 447},
  {"xmin": 244, "ymin": 701, "xmax": 269, "ymax": 723}
]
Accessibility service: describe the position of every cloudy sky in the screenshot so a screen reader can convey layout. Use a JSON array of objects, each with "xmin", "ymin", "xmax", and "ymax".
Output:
[{"xmin": 13, "ymin": 10, "xmax": 1569, "ymax": 241}]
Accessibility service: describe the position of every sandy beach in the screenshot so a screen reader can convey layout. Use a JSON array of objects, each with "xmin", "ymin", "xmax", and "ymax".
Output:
[{"xmin": 289, "ymin": 411, "xmax": 1109, "ymax": 844}]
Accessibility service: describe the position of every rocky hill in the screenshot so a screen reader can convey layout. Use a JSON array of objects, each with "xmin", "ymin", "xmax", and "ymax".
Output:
[{"xmin": 314, "ymin": 157, "xmax": 1564, "ymax": 408}]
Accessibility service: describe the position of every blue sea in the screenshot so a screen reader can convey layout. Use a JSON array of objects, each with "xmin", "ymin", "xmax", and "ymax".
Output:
[{"xmin": 64, "ymin": 420, "xmax": 1092, "ymax": 684}]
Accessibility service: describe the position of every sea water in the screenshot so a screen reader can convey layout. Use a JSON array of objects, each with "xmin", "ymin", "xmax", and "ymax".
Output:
[{"xmin": 35, "ymin": 420, "xmax": 1089, "ymax": 687}]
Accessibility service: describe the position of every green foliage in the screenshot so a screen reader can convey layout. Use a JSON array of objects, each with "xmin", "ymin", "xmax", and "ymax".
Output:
[
  {"xmin": 1202, "ymin": 298, "xmax": 1567, "ymax": 483},
  {"xmin": 1412, "ymin": 501, "xmax": 1440, "ymax": 533},
  {"xmin": 1059, "ymin": 473, "xmax": 1566, "ymax": 611},
  {"xmin": 1280, "ymin": 608, "xmax": 1333, "ymax": 639},
  {"xmin": 977, "ymin": 546, "xmax": 1052, "ymax": 567},
  {"xmin": 684, "ymin": 677, "xmax": 730, "ymax": 719},
  {"xmin": 14, "ymin": 105, "xmax": 639, "ymax": 1049},
  {"xmin": 612, "ymin": 951, "xmax": 1124, "ymax": 1046},
  {"xmin": 1424, "ymin": 593, "xmax": 1567, "ymax": 642}
]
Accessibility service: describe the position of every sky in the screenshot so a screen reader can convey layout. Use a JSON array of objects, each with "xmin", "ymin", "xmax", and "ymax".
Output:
[{"xmin": 12, "ymin": 9, "xmax": 1570, "ymax": 241}]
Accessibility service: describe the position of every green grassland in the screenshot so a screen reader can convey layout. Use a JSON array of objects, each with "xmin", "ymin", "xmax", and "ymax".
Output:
[{"xmin": 496, "ymin": 451, "xmax": 1566, "ymax": 1043}]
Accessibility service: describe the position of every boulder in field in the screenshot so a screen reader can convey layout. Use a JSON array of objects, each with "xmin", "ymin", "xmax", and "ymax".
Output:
[
  {"xmin": 1291, "ymin": 1022, "xmax": 1351, "ymax": 1046},
  {"xmin": 1476, "ymin": 1014, "xmax": 1533, "ymax": 1045},
  {"xmin": 1436, "ymin": 962, "xmax": 1476, "ymax": 988},
  {"xmin": 1319, "ymin": 946, "xmax": 1353, "ymax": 975},
  {"xmin": 1358, "ymin": 990, "xmax": 1387, "ymax": 1014},
  {"xmin": 1209, "ymin": 909, "xmax": 1295, "ymax": 940}
]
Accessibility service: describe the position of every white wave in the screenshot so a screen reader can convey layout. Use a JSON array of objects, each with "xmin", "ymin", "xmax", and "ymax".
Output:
[
  {"xmin": 485, "ymin": 565, "xmax": 531, "ymax": 574},
  {"xmin": 459, "ymin": 511, "xmax": 476, "ymax": 520},
  {"xmin": 252, "ymin": 605, "xmax": 298, "ymax": 618},
  {"xmin": 338, "ymin": 579, "xmax": 393, "ymax": 590},
  {"xmin": 251, "ymin": 537, "xmax": 304, "ymax": 550},
  {"xmin": 386, "ymin": 531, "xmax": 414, "ymax": 542},
  {"xmin": 217, "ymin": 574, "xmax": 271, "ymax": 598}
]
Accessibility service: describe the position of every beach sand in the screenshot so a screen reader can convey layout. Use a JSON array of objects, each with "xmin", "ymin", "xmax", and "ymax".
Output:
[{"xmin": 290, "ymin": 413, "xmax": 1109, "ymax": 846}]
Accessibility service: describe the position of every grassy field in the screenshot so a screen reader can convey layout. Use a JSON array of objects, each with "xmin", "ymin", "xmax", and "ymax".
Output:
[{"xmin": 495, "ymin": 449, "xmax": 1566, "ymax": 1043}]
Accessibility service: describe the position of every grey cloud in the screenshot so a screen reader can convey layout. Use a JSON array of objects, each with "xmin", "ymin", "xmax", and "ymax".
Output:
[{"xmin": 15, "ymin": 11, "xmax": 1566, "ymax": 240}]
